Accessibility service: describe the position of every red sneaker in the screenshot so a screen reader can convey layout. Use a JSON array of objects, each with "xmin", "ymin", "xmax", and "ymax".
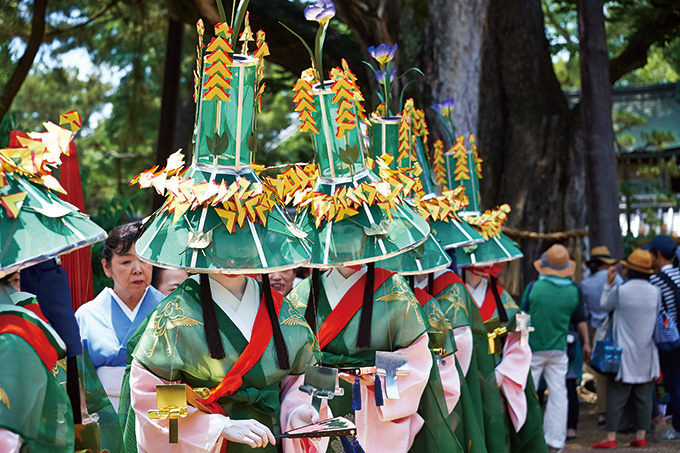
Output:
[
  {"xmin": 630, "ymin": 439, "xmax": 647, "ymax": 447},
  {"xmin": 592, "ymin": 440, "xmax": 617, "ymax": 448}
]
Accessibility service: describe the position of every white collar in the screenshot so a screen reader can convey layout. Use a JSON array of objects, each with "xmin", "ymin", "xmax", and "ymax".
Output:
[
  {"xmin": 323, "ymin": 266, "xmax": 367, "ymax": 310},
  {"xmin": 108, "ymin": 287, "xmax": 147, "ymax": 321},
  {"xmin": 414, "ymin": 274, "xmax": 427, "ymax": 289},
  {"xmin": 209, "ymin": 276, "xmax": 259, "ymax": 341},
  {"xmin": 465, "ymin": 278, "xmax": 488, "ymax": 309}
]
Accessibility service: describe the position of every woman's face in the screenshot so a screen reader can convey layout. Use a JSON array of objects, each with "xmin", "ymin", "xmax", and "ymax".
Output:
[{"xmin": 102, "ymin": 242, "xmax": 152, "ymax": 303}]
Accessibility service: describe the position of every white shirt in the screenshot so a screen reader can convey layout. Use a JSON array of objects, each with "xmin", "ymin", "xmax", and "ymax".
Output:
[
  {"xmin": 107, "ymin": 286, "xmax": 147, "ymax": 321},
  {"xmin": 465, "ymin": 279, "xmax": 488, "ymax": 309},
  {"xmin": 209, "ymin": 277, "xmax": 259, "ymax": 341},
  {"xmin": 323, "ymin": 266, "xmax": 367, "ymax": 309}
]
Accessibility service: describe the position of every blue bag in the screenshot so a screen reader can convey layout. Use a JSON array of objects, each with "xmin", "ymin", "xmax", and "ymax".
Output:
[{"xmin": 590, "ymin": 302, "xmax": 622, "ymax": 375}]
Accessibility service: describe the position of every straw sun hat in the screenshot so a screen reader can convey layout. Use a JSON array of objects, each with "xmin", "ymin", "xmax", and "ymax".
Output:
[
  {"xmin": 621, "ymin": 249, "xmax": 654, "ymax": 275},
  {"xmin": 533, "ymin": 244, "xmax": 576, "ymax": 278}
]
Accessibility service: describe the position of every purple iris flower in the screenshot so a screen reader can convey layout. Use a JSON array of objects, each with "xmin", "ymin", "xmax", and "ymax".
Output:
[
  {"xmin": 368, "ymin": 43, "xmax": 398, "ymax": 65},
  {"xmin": 375, "ymin": 67, "xmax": 397, "ymax": 84},
  {"xmin": 304, "ymin": 0, "xmax": 336, "ymax": 24},
  {"xmin": 433, "ymin": 97, "xmax": 455, "ymax": 117}
]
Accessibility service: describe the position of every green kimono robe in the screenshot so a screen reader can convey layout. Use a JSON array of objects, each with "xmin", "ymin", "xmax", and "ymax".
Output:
[
  {"xmin": 287, "ymin": 268, "xmax": 433, "ymax": 452},
  {"xmin": 128, "ymin": 277, "xmax": 316, "ymax": 453},
  {"xmin": 476, "ymin": 283, "xmax": 547, "ymax": 453},
  {"xmin": 430, "ymin": 270, "xmax": 504, "ymax": 453},
  {"xmin": 0, "ymin": 289, "xmax": 74, "ymax": 453},
  {"xmin": 410, "ymin": 287, "xmax": 463, "ymax": 453}
]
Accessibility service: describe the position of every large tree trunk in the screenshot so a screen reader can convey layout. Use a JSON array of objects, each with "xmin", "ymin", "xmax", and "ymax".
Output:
[
  {"xmin": 478, "ymin": 0, "xmax": 587, "ymax": 286},
  {"xmin": 578, "ymin": 0, "xmax": 623, "ymax": 259}
]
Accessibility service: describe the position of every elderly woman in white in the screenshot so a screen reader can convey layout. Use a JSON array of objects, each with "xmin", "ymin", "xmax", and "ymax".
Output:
[{"xmin": 592, "ymin": 249, "xmax": 660, "ymax": 449}]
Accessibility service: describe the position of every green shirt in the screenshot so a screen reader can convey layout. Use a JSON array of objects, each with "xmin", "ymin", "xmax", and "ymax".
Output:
[{"xmin": 523, "ymin": 279, "xmax": 580, "ymax": 352}]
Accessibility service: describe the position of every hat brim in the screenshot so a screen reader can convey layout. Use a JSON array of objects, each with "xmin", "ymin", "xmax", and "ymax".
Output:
[
  {"xmin": 533, "ymin": 258, "xmax": 576, "ymax": 277},
  {"xmin": 621, "ymin": 260, "xmax": 654, "ymax": 275},
  {"xmin": 586, "ymin": 256, "xmax": 617, "ymax": 265},
  {"xmin": 136, "ymin": 166, "xmax": 312, "ymax": 274},
  {"xmin": 455, "ymin": 232, "xmax": 523, "ymax": 268},
  {"xmin": 377, "ymin": 233, "xmax": 452, "ymax": 275}
]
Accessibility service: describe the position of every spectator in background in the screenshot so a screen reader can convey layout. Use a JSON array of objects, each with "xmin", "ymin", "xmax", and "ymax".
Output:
[
  {"xmin": 151, "ymin": 267, "xmax": 189, "ymax": 295},
  {"xmin": 75, "ymin": 222, "xmax": 164, "ymax": 411},
  {"xmin": 6, "ymin": 272, "xmax": 20, "ymax": 291},
  {"xmin": 523, "ymin": 244, "xmax": 591, "ymax": 452},
  {"xmin": 645, "ymin": 235, "xmax": 680, "ymax": 441},
  {"xmin": 593, "ymin": 249, "xmax": 660, "ymax": 448},
  {"xmin": 580, "ymin": 246, "xmax": 622, "ymax": 425}
]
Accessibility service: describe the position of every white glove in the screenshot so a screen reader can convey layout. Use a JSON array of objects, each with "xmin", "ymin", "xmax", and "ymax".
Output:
[
  {"xmin": 289, "ymin": 406, "xmax": 320, "ymax": 429},
  {"xmin": 221, "ymin": 418, "xmax": 276, "ymax": 448}
]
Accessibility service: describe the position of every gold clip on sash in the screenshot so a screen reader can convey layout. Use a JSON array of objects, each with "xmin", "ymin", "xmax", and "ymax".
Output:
[
  {"xmin": 486, "ymin": 326, "xmax": 508, "ymax": 355},
  {"xmin": 427, "ymin": 330, "xmax": 447, "ymax": 365},
  {"xmin": 148, "ymin": 384, "xmax": 210, "ymax": 443}
]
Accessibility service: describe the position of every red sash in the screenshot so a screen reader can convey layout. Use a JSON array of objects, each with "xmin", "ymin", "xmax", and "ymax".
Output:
[
  {"xmin": 317, "ymin": 268, "xmax": 393, "ymax": 349},
  {"xmin": 432, "ymin": 271, "xmax": 465, "ymax": 297},
  {"xmin": 0, "ymin": 313, "xmax": 59, "ymax": 370},
  {"xmin": 479, "ymin": 284, "xmax": 505, "ymax": 322},
  {"xmin": 413, "ymin": 287, "xmax": 432, "ymax": 307},
  {"xmin": 198, "ymin": 290, "xmax": 283, "ymax": 408}
]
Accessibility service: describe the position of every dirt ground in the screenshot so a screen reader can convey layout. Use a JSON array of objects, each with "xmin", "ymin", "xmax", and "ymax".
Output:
[{"xmin": 562, "ymin": 387, "xmax": 680, "ymax": 453}]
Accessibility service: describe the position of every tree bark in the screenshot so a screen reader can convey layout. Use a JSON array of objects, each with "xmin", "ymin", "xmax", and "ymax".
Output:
[
  {"xmin": 153, "ymin": 18, "xmax": 185, "ymax": 212},
  {"xmin": 478, "ymin": 0, "xmax": 587, "ymax": 286},
  {"xmin": 578, "ymin": 0, "xmax": 623, "ymax": 258},
  {"xmin": 0, "ymin": 0, "xmax": 48, "ymax": 121}
]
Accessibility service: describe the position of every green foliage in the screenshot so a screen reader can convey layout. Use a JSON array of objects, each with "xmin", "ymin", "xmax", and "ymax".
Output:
[{"xmin": 542, "ymin": 0, "xmax": 680, "ymax": 89}]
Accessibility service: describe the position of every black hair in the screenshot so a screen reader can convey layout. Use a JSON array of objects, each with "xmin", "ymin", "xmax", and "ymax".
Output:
[
  {"xmin": 151, "ymin": 266, "xmax": 165, "ymax": 289},
  {"xmin": 587, "ymin": 260, "xmax": 607, "ymax": 274},
  {"xmin": 102, "ymin": 221, "xmax": 143, "ymax": 264},
  {"xmin": 626, "ymin": 269, "xmax": 651, "ymax": 281}
]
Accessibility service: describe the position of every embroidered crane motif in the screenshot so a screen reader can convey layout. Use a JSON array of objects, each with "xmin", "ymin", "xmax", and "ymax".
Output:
[
  {"xmin": 439, "ymin": 285, "xmax": 469, "ymax": 324},
  {"xmin": 147, "ymin": 298, "xmax": 203, "ymax": 357},
  {"xmin": 376, "ymin": 278, "xmax": 423, "ymax": 325}
]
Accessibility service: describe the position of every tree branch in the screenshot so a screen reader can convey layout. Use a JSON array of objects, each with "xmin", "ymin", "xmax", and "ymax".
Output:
[
  {"xmin": 608, "ymin": 5, "xmax": 680, "ymax": 84},
  {"xmin": 43, "ymin": 0, "xmax": 122, "ymax": 37},
  {"xmin": 0, "ymin": 0, "xmax": 48, "ymax": 121}
]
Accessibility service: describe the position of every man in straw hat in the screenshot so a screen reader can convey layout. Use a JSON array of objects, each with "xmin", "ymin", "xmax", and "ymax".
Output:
[
  {"xmin": 521, "ymin": 244, "xmax": 591, "ymax": 452},
  {"xmin": 580, "ymin": 246, "xmax": 622, "ymax": 427}
]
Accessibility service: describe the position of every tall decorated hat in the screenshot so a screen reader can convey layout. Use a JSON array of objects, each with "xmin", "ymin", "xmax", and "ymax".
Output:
[
  {"xmin": 368, "ymin": 96, "xmax": 483, "ymax": 252},
  {"xmin": 132, "ymin": 15, "xmax": 310, "ymax": 273},
  {"xmin": 274, "ymin": 8, "xmax": 430, "ymax": 267},
  {"xmin": 430, "ymin": 98, "xmax": 522, "ymax": 267},
  {"xmin": 0, "ymin": 112, "xmax": 107, "ymax": 277}
]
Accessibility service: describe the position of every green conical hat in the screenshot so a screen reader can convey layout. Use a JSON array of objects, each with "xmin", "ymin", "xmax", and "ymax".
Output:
[
  {"xmin": 0, "ymin": 174, "xmax": 107, "ymax": 278},
  {"xmin": 377, "ymin": 233, "xmax": 451, "ymax": 275},
  {"xmin": 438, "ymin": 133, "xmax": 523, "ymax": 266},
  {"xmin": 287, "ymin": 73, "xmax": 429, "ymax": 267},
  {"xmin": 133, "ymin": 39, "xmax": 310, "ymax": 273},
  {"xmin": 0, "ymin": 119, "xmax": 106, "ymax": 277},
  {"xmin": 454, "ymin": 232, "xmax": 522, "ymax": 268},
  {"xmin": 368, "ymin": 109, "xmax": 483, "ymax": 250}
]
